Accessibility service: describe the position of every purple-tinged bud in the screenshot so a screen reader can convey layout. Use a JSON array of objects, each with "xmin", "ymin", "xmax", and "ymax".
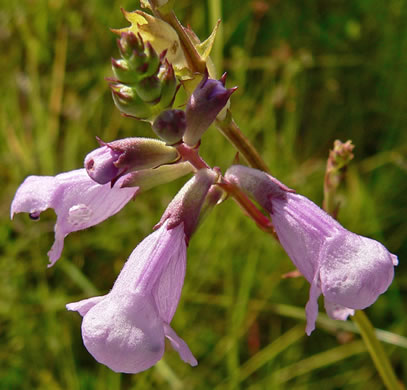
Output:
[
  {"xmin": 84, "ymin": 138, "xmax": 179, "ymax": 185},
  {"xmin": 107, "ymin": 137, "xmax": 179, "ymax": 171},
  {"xmin": 85, "ymin": 146, "xmax": 122, "ymax": 184},
  {"xmin": 156, "ymin": 169, "xmax": 219, "ymax": 241},
  {"xmin": 142, "ymin": 42, "xmax": 160, "ymax": 79},
  {"xmin": 120, "ymin": 162, "xmax": 194, "ymax": 190},
  {"xmin": 117, "ymin": 32, "xmax": 144, "ymax": 60},
  {"xmin": 110, "ymin": 83, "xmax": 152, "ymax": 119},
  {"xmin": 152, "ymin": 110, "xmax": 186, "ymax": 145},
  {"xmin": 134, "ymin": 75, "xmax": 162, "ymax": 103},
  {"xmin": 157, "ymin": 60, "xmax": 177, "ymax": 109},
  {"xmin": 183, "ymin": 73, "xmax": 237, "ymax": 147}
]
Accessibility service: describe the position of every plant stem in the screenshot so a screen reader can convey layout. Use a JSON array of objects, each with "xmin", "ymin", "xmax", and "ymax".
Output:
[
  {"xmin": 352, "ymin": 311, "xmax": 401, "ymax": 390},
  {"xmin": 215, "ymin": 112, "xmax": 270, "ymax": 173}
]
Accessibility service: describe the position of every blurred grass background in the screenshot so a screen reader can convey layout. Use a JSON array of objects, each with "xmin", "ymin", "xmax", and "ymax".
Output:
[{"xmin": 1, "ymin": 0, "xmax": 406, "ymax": 389}]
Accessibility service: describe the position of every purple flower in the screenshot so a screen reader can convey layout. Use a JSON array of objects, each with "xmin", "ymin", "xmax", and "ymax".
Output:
[
  {"xmin": 66, "ymin": 221, "xmax": 197, "ymax": 374},
  {"xmin": 10, "ymin": 169, "xmax": 138, "ymax": 267},
  {"xmin": 225, "ymin": 165, "xmax": 398, "ymax": 335}
]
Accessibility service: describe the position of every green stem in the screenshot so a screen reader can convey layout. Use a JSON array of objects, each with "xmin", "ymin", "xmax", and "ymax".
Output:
[
  {"xmin": 215, "ymin": 112, "xmax": 270, "ymax": 173},
  {"xmin": 352, "ymin": 311, "xmax": 401, "ymax": 390}
]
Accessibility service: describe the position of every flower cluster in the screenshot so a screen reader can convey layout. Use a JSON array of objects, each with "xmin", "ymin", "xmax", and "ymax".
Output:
[{"xmin": 10, "ymin": 7, "xmax": 398, "ymax": 376}]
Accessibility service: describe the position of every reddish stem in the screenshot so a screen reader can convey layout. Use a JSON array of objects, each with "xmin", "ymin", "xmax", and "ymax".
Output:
[
  {"xmin": 218, "ymin": 179, "xmax": 277, "ymax": 238},
  {"xmin": 176, "ymin": 143, "xmax": 210, "ymax": 170}
]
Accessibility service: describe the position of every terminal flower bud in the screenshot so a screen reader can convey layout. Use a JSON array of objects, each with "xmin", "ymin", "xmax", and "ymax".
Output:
[
  {"xmin": 225, "ymin": 165, "xmax": 398, "ymax": 335},
  {"xmin": 152, "ymin": 109, "xmax": 186, "ymax": 144},
  {"xmin": 183, "ymin": 73, "xmax": 237, "ymax": 146},
  {"xmin": 85, "ymin": 138, "xmax": 179, "ymax": 185},
  {"xmin": 112, "ymin": 33, "xmax": 160, "ymax": 84}
]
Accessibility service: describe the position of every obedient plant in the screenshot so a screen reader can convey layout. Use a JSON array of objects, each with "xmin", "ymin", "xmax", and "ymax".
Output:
[
  {"xmin": 10, "ymin": 0, "xmax": 399, "ymax": 381},
  {"xmin": 225, "ymin": 165, "xmax": 398, "ymax": 335}
]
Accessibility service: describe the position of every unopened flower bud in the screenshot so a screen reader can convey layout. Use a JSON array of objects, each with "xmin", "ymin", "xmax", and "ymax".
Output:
[
  {"xmin": 183, "ymin": 73, "xmax": 237, "ymax": 146},
  {"xmin": 117, "ymin": 32, "xmax": 144, "ymax": 60},
  {"xmin": 152, "ymin": 110, "xmax": 186, "ymax": 145},
  {"xmin": 85, "ymin": 146, "xmax": 122, "ymax": 184},
  {"xmin": 84, "ymin": 137, "xmax": 179, "ymax": 184},
  {"xmin": 156, "ymin": 61, "xmax": 177, "ymax": 109},
  {"xmin": 134, "ymin": 75, "xmax": 162, "ymax": 103},
  {"xmin": 110, "ymin": 84, "xmax": 152, "ymax": 119}
]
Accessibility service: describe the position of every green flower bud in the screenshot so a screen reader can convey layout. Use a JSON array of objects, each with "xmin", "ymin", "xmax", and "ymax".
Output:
[
  {"xmin": 110, "ymin": 84, "xmax": 152, "ymax": 119},
  {"xmin": 156, "ymin": 60, "xmax": 177, "ymax": 109},
  {"xmin": 134, "ymin": 75, "xmax": 162, "ymax": 103}
]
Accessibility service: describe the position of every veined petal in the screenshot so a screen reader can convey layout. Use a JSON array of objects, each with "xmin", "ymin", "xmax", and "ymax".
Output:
[
  {"xmin": 112, "ymin": 221, "xmax": 185, "ymax": 297},
  {"xmin": 11, "ymin": 169, "xmax": 138, "ymax": 266},
  {"xmin": 79, "ymin": 293, "xmax": 165, "ymax": 374},
  {"xmin": 152, "ymin": 224, "xmax": 186, "ymax": 323},
  {"xmin": 272, "ymin": 193, "xmax": 342, "ymax": 283},
  {"xmin": 319, "ymin": 232, "xmax": 396, "ymax": 310}
]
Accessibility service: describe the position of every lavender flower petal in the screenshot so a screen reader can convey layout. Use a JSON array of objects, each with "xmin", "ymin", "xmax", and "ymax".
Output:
[
  {"xmin": 319, "ymin": 232, "xmax": 396, "ymax": 310},
  {"xmin": 67, "ymin": 222, "xmax": 196, "ymax": 374},
  {"xmin": 11, "ymin": 169, "xmax": 138, "ymax": 266}
]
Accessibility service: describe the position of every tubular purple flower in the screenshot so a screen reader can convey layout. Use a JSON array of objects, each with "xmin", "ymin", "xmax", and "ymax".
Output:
[
  {"xmin": 183, "ymin": 73, "xmax": 237, "ymax": 147},
  {"xmin": 66, "ymin": 169, "xmax": 218, "ymax": 373},
  {"xmin": 67, "ymin": 221, "xmax": 197, "ymax": 374},
  {"xmin": 225, "ymin": 165, "xmax": 398, "ymax": 335},
  {"xmin": 10, "ymin": 169, "xmax": 138, "ymax": 267}
]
